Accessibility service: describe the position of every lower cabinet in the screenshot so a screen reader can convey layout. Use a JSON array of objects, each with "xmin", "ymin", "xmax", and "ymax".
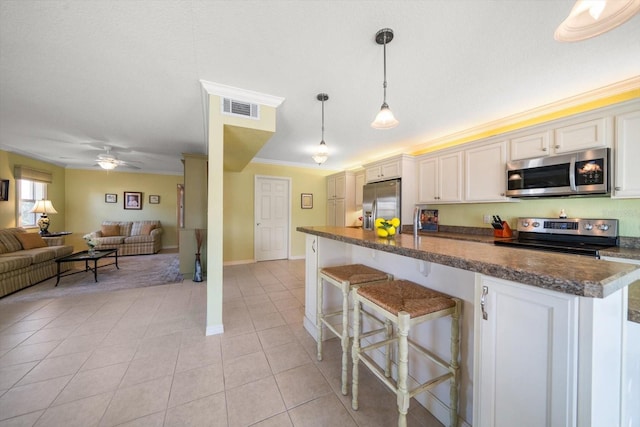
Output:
[{"xmin": 474, "ymin": 275, "xmax": 578, "ymax": 427}]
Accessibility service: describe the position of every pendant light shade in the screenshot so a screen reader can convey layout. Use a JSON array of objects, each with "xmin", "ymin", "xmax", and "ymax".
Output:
[
  {"xmin": 371, "ymin": 28, "xmax": 398, "ymax": 129},
  {"xmin": 312, "ymin": 93, "xmax": 329, "ymax": 165},
  {"xmin": 554, "ymin": 0, "xmax": 640, "ymax": 42}
]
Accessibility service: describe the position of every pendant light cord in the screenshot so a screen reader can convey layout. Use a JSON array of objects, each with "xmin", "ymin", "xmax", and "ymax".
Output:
[
  {"xmin": 382, "ymin": 34, "xmax": 388, "ymax": 105},
  {"xmin": 321, "ymin": 96, "xmax": 325, "ymax": 142}
]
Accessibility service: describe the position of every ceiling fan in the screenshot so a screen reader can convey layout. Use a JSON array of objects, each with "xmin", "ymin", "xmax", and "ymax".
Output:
[{"xmin": 95, "ymin": 146, "xmax": 139, "ymax": 170}]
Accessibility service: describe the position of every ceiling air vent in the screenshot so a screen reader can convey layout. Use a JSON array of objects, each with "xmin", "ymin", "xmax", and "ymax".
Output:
[{"xmin": 222, "ymin": 98, "xmax": 260, "ymax": 120}]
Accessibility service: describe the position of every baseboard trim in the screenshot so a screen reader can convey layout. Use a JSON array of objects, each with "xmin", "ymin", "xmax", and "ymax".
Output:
[
  {"xmin": 223, "ymin": 259, "xmax": 255, "ymax": 266},
  {"xmin": 288, "ymin": 255, "xmax": 305, "ymax": 260}
]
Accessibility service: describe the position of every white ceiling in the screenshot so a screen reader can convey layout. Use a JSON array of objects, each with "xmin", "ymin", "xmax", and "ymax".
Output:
[{"xmin": 1, "ymin": 1, "xmax": 639, "ymax": 175}]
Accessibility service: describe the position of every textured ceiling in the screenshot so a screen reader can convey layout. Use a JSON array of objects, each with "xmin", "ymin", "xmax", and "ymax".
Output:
[{"xmin": 1, "ymin": 1, "xmax": 639, "ymax": 175}]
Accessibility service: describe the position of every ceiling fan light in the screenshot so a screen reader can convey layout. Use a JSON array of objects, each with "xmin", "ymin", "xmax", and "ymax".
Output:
[
  {"xmin": 554, "ymin": 0, "xmax": 640, "ymax": 42},
  {"xmin": 98, "ymin": 160, "xmax": 118, "ymax": 170},
  {"xmin": 371, "ymin": 103, "xmax": 399, "ymax": 129}
]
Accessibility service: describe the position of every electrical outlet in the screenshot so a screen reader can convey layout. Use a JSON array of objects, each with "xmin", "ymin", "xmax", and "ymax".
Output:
[{"xmin": 483, "ymin": 214, "xmax": 491, "ymax": 224}]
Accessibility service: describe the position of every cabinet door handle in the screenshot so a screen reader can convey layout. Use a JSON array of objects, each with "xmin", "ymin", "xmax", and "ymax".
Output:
[
  {"xmin": 481, "ymin": 286, "xmax": 489, "ymax": 320},
  {"xmin": 542, "ymin": 147, "xmax": 547, "ymax": 152},
  {"xmin": 615, "ymin": 186, "xmax": 621, "ymax": 191},
  {"xmin": 312, "ymin": 239, "xmax": 316, "ymax": 253}
]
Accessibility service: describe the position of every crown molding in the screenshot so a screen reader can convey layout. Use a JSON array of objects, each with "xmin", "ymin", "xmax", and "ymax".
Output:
[
  {"xmin": 200, "ymin": 80, "xmax": 285, "ymax": 107},
  {"xmin": 411, "ymin": 75, "xmax": 640, "ymax": 155}
]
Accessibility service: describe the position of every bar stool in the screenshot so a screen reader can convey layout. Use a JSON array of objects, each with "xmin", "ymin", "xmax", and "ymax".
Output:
[
  {"xmin": 351, "ymin": 279, "xmax": 461, "ymax": 427},
  {"xmin": 317, "ymin": 264, "xmax": 392, "ymax": 395}
]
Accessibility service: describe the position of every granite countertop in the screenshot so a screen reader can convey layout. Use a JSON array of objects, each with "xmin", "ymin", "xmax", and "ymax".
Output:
[{"xmin": 297, "ymin": 226, "xmax": 640, "ymax": 300}]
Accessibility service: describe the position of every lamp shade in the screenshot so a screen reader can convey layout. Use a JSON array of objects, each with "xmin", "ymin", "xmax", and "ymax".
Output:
[
  {"xmin": 30, "ymin": 200, "xmax": 58, "ymax": 215},
  {"xmin": 371, "ymin": 103, "xmax": 399, "ymax": 129}
]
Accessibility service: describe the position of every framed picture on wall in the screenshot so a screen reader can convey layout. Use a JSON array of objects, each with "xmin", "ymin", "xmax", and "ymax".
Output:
[
  {"xmin": 105, "ymin": 193, "xmax": 117, "ymax": 203},
  {"xmin": 124, "ymin": 191, "xmax": 142, "ymax": 210},
  {"xmin": 301, "ymin": 193, "xmax": 313, "ymax": 209},
  {"xmin": 0, "ymin": 180, "xmax": 9, "ymax": 201},
  {"xmin": 149, "ymin": 195, "xmax": 160, "ymax": 204}
]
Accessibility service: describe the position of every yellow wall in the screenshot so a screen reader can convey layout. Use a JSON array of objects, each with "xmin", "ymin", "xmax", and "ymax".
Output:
[
  {"xmin": 0, "ymin": 151, "xmax": 67, "ymax": 231},
  {"xmin": 64, "ymin": 169, "xmax": 182, "ymax": 250},
  {"xmin": 0, "ymin": 150, "xmax": 182, "ymax": 249},
  {"xmin": 223, "ymin": 162, "xmax": 333, "ymax": 262}
]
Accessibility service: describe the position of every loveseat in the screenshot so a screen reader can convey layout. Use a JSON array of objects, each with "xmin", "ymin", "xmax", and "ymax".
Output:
[
  {"xmin": 0, "ymin": 228, "xmax": 74, "ymax": 298},
  {"xmin": 90, "ymin": 220, "xmax": 162, "ymax": 256}
]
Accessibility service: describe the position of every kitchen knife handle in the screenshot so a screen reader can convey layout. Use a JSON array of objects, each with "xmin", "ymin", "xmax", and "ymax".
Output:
[{"xmin": 481, "ymin": 286, "xmax": 489, "ymax": 320}]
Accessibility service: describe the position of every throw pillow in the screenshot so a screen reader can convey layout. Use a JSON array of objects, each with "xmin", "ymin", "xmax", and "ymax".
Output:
[
  {"xmin": 101, "ymin": 224, "xmax": 121, "ymax": 237},
  {"xmin": 140, "ymin": 224, "xmax": 156, "ymax": 235},
  {"xmin": 15, "ymin": 233, "xmax": 47, "ymax": 250}
]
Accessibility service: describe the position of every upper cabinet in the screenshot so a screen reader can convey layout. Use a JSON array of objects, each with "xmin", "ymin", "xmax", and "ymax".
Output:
[
  {"xmin": 509, "ymin": 116, "xmax": 612, "ymax": 161},
  {"xmin": 613, "ymin": 109, "xmax": 640, "ymax": 199},
  {"xmin": 417, "ymin": 152, "xmax": 462, "ymax": 203},
  {"xmin": 365, "ymin": 158, "xmax": 402, "ymax": 183},
  {"xmin": 465, "ymin": 140, "xmax": 509, "ymax": 202},
  {"xmin": 509, "ymin": 131, "xmax": 551, "ymax": 161},
  {"xmin": 554, "ymin": 117, "xmax": 610, "ymax": 154},
  {"xmin": 327, "ymin": 173, "xmax": 347, "ymax": 199}
]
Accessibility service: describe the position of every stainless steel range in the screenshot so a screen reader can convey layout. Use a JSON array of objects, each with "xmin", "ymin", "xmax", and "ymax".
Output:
[{"xmin": 494, "ymin": 217, "xmax": 619, "ymax": 258}]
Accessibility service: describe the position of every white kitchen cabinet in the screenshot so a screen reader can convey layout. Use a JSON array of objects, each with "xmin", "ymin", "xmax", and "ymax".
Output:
[
  {"xmin": 553, "ymin": 117, "xmax": 610, "ymax": 154},
  {"xmin": 509, "ymin": 130, "xmax": 552, "ymax": 160},
  {"xmin": 465, "ymin": 140, "xmax": 509, "ymax": 202},
  {"xmin": 326, "ymin": 198, "xmax": 346, "ymax": 227},
  {"xmin": 474, "ymin": 275, "xmax": 578, "ymax": 427},
  {"xmin": 365, "ymin": 158, "xmax": 401, "ymax": 183},
  {"xmin": 613, "ymin": 109, "xmax": 640, "ymax": 198},
  {"xmin": 417, "ymin": 152, "xmax": 462, "ymax": 203},
  {"xmin": 354, "ymin": 171, "xmax": 365, "ymax": 208},
  {"xmin": 326, "ymin": 172, "xmax": 355, "ymax": 226},
  {"xmin": 327, "ymin": 173, "xmax": 346, "ymax": 199}
]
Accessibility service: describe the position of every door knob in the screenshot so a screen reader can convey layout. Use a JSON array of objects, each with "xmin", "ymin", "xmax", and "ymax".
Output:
[{"xmin": 256, "ymin": 223, "xmax": 261, "ymax": 226}]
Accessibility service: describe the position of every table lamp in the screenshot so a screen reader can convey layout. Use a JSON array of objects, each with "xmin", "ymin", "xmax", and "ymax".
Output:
[{"xmin": 30, "ymin": 200, "xmax": 58, "ymax": 235}]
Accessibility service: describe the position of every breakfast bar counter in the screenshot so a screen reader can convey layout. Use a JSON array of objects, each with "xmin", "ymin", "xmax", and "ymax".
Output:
[
  {"xmin": 297, "ymin": 226, "xmax": 640, "ymax": 298},
  {"xmin": 297, "ymin": 226, "xmax": 640, "ymax": 427}
]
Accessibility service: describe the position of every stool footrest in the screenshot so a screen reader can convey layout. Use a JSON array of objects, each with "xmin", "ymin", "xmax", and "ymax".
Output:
[
  {"xmin": 409, "ymin": 373, "xmax": 453, "ymax": 399},
  {"xmin": 408, "ymin": 339, "xmax": 451, "ymax": 372}
]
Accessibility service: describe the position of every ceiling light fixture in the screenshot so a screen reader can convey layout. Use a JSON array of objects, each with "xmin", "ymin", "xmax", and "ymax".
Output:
[
  {"xmin": 97, "ymin": 159, "xmax": 118, "ymax": 170},
  {"xmin": 371, "ymin": 28, "xmax": 399, "ymax": 129},
  {"xmin": 312, "ymin": 93, "xmax": 329, "ymax": 165},
  {"xmin": 554, "ymin": 0, "xmax": 640, "ymax": 42}
]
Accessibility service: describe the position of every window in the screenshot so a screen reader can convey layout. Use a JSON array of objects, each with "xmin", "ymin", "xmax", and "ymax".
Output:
[{"xmin": 18, "ymin": 180, "xmax": 46, "ymax": 227}]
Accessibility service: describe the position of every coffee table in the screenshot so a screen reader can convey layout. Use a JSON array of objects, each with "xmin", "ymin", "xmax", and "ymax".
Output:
[{"xmin": 55, "ymin": 249, "xmax": 119, "ymax": 286}]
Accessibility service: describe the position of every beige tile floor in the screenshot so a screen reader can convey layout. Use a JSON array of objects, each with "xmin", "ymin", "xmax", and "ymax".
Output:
[{"xmin": 0, "ymin": 260, "xmax": 443, "ymax": 426}]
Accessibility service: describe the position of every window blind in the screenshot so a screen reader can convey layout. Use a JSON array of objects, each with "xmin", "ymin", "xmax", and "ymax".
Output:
[{"xmin": 14, "ymin": 166, "xmax": 53, "ymax": 184}]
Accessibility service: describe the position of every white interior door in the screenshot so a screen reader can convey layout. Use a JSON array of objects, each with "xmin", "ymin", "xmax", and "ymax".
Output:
[{"xmin": 255, "ymin": 176, "xmax": 290, "ymax": 261}]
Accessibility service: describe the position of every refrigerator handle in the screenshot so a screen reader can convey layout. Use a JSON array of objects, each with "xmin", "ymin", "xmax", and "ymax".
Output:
[{"xmin": 372, "ymin": 199, "xmax": 377, "ymax": 226}]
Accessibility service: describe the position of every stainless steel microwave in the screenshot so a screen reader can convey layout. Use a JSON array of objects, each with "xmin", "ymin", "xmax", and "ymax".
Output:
[{"xmin": 506, "ymin": 148, "xmax": 610, "ymax": 197}]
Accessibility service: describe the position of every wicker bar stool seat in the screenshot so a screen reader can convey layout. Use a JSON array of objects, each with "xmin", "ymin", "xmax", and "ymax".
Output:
[
  {"xmin": 317, "ymin": 263, "xmax": 393, "ymax": 395},
  {"xmin": 351, "ymin": 279, "xmax": 461, "ymax": 427}
]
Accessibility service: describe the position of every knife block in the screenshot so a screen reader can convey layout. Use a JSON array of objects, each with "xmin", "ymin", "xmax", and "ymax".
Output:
[{"xmin": 493, "ymin": 221, "xmax": 513, "ymax": 238}]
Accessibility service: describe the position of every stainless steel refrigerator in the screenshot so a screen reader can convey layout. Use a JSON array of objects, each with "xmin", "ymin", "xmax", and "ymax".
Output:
[{"xmin": 362, "ymin": 179, "xmax": 401, "ymax": 230}]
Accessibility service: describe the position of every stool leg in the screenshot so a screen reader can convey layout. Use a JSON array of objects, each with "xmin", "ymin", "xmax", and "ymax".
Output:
[
  {"xmin": 384, "ymin": 319, "xmax": 393, "ymax": 378},
  {"xmin": 316, "ymin": 274, "xmax": 324, "ymax": 361},
  {"xmin": 351, "ymin": 291, "xmax": 361, "ymax": 411},
  {"xmin": 397, "ymin": 312, "xmax": 410, "ymax": 427},
  {"xmin": 449, "ymin": 299, "xmax": 461, "ymax": 427},
  {"xmin": 340, "ymin": 281, "xmax": 350, "ymax": 395}
]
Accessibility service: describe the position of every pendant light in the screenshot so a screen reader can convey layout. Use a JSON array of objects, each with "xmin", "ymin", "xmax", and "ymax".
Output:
[
  {"xmin": 371, "ymin": 28, "xmax": 399, "ymax": 129},
  {"xmin": 554, "ymin": 0, "xmax": 640, "ymax": 42},
  {"xmin": 312, "ymin": 93, "xmax": 329, "ymax": 165}
]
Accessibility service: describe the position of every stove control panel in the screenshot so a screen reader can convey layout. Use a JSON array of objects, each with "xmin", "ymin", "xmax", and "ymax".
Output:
[{"xmin": 516, "ymin": 217, "xmax": 618, "ymax": 237}]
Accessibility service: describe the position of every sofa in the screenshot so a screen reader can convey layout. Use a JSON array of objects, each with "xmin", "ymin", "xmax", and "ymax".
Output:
[
  {"xmin": 0, "ymin": 228, "xmax": 74, "ymax": 298},
  {"xmin": 90, "ymin": 220, "xmax": 162, "ymax": 256}
]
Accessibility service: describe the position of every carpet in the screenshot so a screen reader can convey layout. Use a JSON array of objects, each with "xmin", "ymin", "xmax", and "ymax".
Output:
[{"xmin": 0, "ymin": 252, "xmax": 184, "ymax": 304}]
